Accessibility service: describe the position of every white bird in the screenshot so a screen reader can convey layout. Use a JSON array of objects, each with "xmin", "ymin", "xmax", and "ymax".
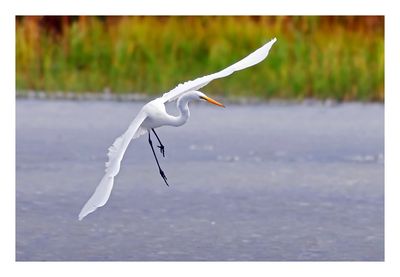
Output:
[{"xmin": 79, "ymin": 37, "xmax": 277, "ymax": 220}]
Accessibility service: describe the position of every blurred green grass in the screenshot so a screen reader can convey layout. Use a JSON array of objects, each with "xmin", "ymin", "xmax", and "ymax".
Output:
[{"xmin": 16, "ymin": 16, "xmax": 384, "ymax": 101}]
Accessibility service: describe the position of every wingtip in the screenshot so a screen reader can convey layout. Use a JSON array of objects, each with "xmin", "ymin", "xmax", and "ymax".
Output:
[
  {"xmin": 78, "ymin": 208, "xmax": 90, "ymax": 221},
  {"xmin": 78, "ymin": 209, "xmax": 92, "ymax": 221},
  {"xmin": 78, "ymin": 204, "xmax": 99, "ymax": 221}
]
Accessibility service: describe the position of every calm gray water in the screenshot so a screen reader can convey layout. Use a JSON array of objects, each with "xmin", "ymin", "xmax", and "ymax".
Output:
[{"xmin": 16, "ymin": 99, "xmax": 384, "ymax": 261}]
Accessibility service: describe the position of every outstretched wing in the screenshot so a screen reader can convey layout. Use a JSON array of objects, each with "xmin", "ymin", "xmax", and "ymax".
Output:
[
  {"xmin": 160, "ymin": 37, "xmax": 277, "ymax": 103},
  {"xmin": 79, "ymin": 109, "xmax": 148, "ymax": 220}
]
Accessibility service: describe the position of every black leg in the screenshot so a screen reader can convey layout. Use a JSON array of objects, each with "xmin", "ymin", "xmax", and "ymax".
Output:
[
  {"xmin": 148, "ymin": 132, "xmax": 169, "ymax": 187},
  {"xmin": 152, "ymin": 128, "xmax": 165, "ymax": 157}
]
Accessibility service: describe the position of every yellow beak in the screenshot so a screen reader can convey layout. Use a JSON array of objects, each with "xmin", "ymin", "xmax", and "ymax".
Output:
[{"xmin": 200, "ymin": 96, "xmax": 225, "ymax": 108}]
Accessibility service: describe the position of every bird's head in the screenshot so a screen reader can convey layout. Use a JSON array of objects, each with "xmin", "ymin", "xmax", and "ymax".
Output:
[{"xmin": 193, "ymin": 91, "xmax": 225, "ymax": 108}]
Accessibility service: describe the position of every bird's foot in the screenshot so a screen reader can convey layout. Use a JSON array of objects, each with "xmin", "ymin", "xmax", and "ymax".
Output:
[
  {"xmin": 159, "ymin": 169, "xmax": 169, "ymax": 186},
  {"xmin": 157, "ymin": 145, "xmax": 165, "ymax": 157}
]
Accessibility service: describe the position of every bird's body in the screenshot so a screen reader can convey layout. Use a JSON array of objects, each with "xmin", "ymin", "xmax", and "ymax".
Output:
[
  {"xmin": 142, "ymin": 97, "xmax": 187, "ymax": 129},
  {"xmin": 79, "ymin": 37, "xmax": 277, "ymax": 220}
]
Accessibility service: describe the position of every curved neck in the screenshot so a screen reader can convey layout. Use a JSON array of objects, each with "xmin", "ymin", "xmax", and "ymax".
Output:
[{"xmin": 168, "ymin": 94, "xmax": 191, "ymax": 127}]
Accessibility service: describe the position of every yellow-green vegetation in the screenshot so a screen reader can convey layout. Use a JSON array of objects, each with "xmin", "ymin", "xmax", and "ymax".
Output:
[{"xmin": 16, "ymin": 16, "xmax": 384, "ymax": 101}]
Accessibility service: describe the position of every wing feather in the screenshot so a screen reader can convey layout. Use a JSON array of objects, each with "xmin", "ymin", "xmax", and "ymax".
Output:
[
  {"xmin": 78, "ymin": 110, "xmax": 148, "ymax": 220},
  {"xmin": 160, "ymin": 37, "xmax": 277, "ymax": 103}
]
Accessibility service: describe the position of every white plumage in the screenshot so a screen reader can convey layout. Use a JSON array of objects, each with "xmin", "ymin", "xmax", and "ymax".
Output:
[
  {"xmin": 160, "ymin": 37, "xmax": 277, "ymax": 103},
  {"xmin": 79, "ymin": 37, "xmax": 277, "ymax": 220}
]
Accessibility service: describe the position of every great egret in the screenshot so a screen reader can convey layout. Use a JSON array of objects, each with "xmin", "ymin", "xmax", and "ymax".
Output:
[{"xmin": 79, "ymin": 37, "xmax": 277, "ymax": 220}]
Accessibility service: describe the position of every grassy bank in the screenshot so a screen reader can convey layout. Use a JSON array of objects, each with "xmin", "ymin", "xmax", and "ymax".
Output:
[{"xmin": 16, "ymin": 16, "xmax": 384, "ymax": 101}]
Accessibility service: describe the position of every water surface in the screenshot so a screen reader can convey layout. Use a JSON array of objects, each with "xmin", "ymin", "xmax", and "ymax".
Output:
[{"xmin": 16, "ymin": 100, "xmax": 384, "ymax": 261}]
